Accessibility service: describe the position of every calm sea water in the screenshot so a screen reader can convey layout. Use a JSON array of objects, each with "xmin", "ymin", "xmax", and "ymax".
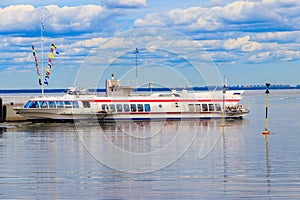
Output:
[{"xmin": 0, "ymin": 90, "xmax": 300, "ymax": 199}]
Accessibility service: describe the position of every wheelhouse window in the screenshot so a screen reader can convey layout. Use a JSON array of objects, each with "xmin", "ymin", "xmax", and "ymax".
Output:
[
  {"xmin": 54, "ymin": 101, "xmax": 58, "ymax": 108},
  {"xmin": 24, "ymin": 101, "xmax": 30, "ymax": 108},
  {"xmin": 47, "ymin": 101, "xmax": 53, "ymax": 108},
  {"xmin": 57, "ymin": 101, "xmax": 65, "ymax": 108},
  {"xmin": 65, "ymin": 101, "xmax": 73, "ymax": 108},
  {"xmin": 24, "ymin": 100, "xmax": 80, "ymax": 109},
  {"xmin": 24, "ymin": 101, "xmax": 37, "ymax": 108},
  {"xmin": 32, "ymin": 102, "xmax": 38, "ymax": 108},
  {"xmin": 37, "ymin": 101, "xmax": 44, "ymax": 108},
  {"xmin": 41, "ymin": 101, "xmax": 48, "ymax": 108}
]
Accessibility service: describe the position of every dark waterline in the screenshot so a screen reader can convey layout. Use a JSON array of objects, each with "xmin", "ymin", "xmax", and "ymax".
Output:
[{"xmin": 0, "ymin": 90, "xmax": 300, "ymax": 199}]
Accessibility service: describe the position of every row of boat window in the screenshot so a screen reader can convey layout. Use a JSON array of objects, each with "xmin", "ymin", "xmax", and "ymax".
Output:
[
  {"xmin": 101, "ymin": 103, "xmax": 222, "ymax": 113},
  {"xmin": 24, "ymin": 101, "xmax": 91, "ymax": 109},
  {"xmin": 101, "ymin": 104, "xmax": 151, "ymax": 112},
  {"xmin": 188, "ymin": 103, "xmax": 222, "ymax": 112},
  {"xmin": 24, "ymin": 100, "xmax": 222, "ymax": 112}
]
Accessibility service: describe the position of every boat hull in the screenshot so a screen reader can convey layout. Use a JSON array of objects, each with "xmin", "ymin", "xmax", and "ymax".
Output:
[
  {"xmin": 97, "ymin": 110, "xmax": 249, "ymax": 122},
  {"xmin": 15, "ymin": 108, "xmax": 249, "ymax": 122},
  {"xmin": 14, "ymin": 108, "xmax": 97, "ymax": 121}
]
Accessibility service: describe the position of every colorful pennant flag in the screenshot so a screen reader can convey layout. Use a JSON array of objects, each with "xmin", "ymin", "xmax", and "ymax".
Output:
[
  {"xmin": 32, "ymin": 45, "xmax": 42, "ymax": 85},
  {"xmin": 45, "ymin": 68, "xmax": 50, "ymax": 78},
  {"xmin": 44, "ymin": 43, "xmax": 59, "ymax": 85}
]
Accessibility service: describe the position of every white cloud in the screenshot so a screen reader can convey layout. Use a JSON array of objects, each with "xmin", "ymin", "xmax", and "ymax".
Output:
[
  {"xmin": 134, "ymin": 7, "xmax": 216, "ymax": 31},
  {"xmin": 224, "ymin": 36, "xmax": 250, "ymax": 50},
  {"xmin": 134, "ymin": 0, "xmax": 300, "ymax": 33},
  {"xmin": 242, "ymin": 41, "xmax": 262, "ymax": 52},
  {"xmin": 69, "ymin": 37, "xmax": 106, "ymax": 48},
  {"xmin": 221, "ymin": 1, "xmax": 255, "ymax": 22},
  {"xmin": 134, "ymin": 16, "xmax": 165, "ymax": 27},
  {"xmin": 249, "ymin": 49, "xmax": 300, "ymax": 63},
  {"xmin": 223, "ymin": 35, "xmax": 262, "ymax": 52},
  {"xmin": 103, "ymin": 0, "xmax": 147, "ymax": 8},
  {"xmin": 13, "ymin": 53, "xmax": 33, "ymax": 63},
  {"xmin": 0, "ymin": 5, "xmax": 37, "ymax": 32},
  {"xmin": 249, "ymin": 51, "xmax": 271, "ymax": 62},
  {"xmin": 0, "ymin": 5, "xmax": 123, "ymax": 34},
  {"xmin": 133, "ymin": 1, "xmax": 300, "ymax": 64},
  {"xmin": 254, "ymin": 31, "xmax": 300, "ymax": 43},
  {"xmin": 3, "ymin": 66, "xmax": 31, "ymax": 73},
  {"xmin": 275, "ymin": 49, "xmax": 300, "ymax": 61},
  {"xmin": 100, "ymin": 37, "xmax": 130, "ymax": 49}
]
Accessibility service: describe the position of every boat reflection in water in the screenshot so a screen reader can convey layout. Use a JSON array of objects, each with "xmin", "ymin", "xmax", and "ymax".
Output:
[{"xmin": 75, "ymin": 119, "xmax": 230, "ymax": 173}]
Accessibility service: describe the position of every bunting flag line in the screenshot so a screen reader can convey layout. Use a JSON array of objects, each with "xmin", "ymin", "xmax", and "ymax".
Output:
[
  {"xmin": 44, "ymin": 43, "xmax": 59, "ymax": 85},
  {"xmin": 32, "ymin": 45, "xmax": 42, "ymax": 85},
  {"xmin": 45, "ymin": 68, "xmax": 50, "ymax": 78}
]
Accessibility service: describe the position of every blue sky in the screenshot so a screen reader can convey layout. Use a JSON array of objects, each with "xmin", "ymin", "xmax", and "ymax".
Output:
[{"xmin": 1, "ymin": 0, "xmax": 300, "ymax": 89}]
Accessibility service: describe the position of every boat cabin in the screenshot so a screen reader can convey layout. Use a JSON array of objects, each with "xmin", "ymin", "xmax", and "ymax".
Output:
[{"xmin": 23, "ymin": 100, "xmax": 91, "ymax": 109}]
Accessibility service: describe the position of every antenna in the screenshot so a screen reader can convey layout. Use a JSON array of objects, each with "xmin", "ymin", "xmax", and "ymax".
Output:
[
  {"xmin": 134, "ymin": 48, "xmax": 139, "ymax": 88},
  {"xmin": 224, "ymin": 76, "xmax": 227, "ymax": 87},
  {"xmin": 40, "ymin": 14, "xmax": 45, "ymax": 97}
]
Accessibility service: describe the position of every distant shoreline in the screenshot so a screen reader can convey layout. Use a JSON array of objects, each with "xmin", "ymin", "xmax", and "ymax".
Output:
[{"xmin": 0, "ymin": 85, "xmax": 299, "ymax": 94}]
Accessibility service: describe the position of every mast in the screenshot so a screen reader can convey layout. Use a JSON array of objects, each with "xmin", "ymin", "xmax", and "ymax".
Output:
[
  {"xmin": 40, "ymin": 15, "xmax": 45, "ymax": 97},
  {"xmin": 221, "ymin": 76, "xmax": 227, "ymax": 127},
  {"xmin": 134, "ymin": 48, "xmax": 139, "ymax": 88}
]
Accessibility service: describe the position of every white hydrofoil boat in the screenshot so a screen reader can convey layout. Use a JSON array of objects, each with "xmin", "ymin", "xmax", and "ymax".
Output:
[{"xmin": 14, "ymin": 74, "xmax": 250, "ymax": 122}]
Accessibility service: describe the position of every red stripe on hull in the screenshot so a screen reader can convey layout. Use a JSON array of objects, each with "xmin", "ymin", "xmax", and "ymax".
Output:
[
  {"xmin": 90, "ymin": 99, "xmax": 239, "ymax": 103},
  {"xmin": 104, "ymin": 111, "xmax": 219, "ymax": 115}
]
